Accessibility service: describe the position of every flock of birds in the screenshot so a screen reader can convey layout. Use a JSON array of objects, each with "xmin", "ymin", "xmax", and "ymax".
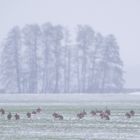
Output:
[
  {"xmin": 76, "ymin": 109, "xmax": 135, "ymax": 120},
  {"xmin": 0, "ymin": 107, "xmax": 135, "ymax": 121},
  {"xmin": 0, "ymin": 107, "xmax": 42, "ymax": 120}
]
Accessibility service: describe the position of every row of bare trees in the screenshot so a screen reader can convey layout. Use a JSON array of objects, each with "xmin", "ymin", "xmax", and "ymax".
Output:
[{"xmin": 0, "ymin": 23, "xmax": 124, "ymax": 93}]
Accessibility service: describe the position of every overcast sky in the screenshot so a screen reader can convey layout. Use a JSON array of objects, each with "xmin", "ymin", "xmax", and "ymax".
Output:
[{"xmin": 0, "ymin": 0, "xmax": 140, "ymax": 88}]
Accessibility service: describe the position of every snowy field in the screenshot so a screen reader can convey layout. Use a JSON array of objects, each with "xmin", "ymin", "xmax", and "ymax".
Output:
[{"xmin": 0, "ymin": 93, "xmax": 140, "ymax": 140}]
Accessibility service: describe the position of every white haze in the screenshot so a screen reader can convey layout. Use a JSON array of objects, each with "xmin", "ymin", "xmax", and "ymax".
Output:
[{"xmin": 0, "ymin": 0, "xmax": 140, "ymax": 88}]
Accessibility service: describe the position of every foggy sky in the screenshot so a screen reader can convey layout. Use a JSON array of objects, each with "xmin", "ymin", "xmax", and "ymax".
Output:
[{"xmin": 0, "ymin": 0, "xmax": 140, "ymax": 88}]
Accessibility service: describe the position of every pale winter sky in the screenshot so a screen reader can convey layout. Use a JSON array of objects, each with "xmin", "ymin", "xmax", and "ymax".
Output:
[{"xmin": 0, "ymin": 0, "xmax": 140, "ymax": 88}]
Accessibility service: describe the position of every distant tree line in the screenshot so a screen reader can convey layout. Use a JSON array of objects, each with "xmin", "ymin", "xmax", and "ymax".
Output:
[{"xmin": 0, "ymin": 23, "xmax": 124, "ymax": 93}]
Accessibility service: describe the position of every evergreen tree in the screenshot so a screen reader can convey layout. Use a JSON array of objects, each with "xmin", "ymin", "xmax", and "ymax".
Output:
[
  {"xmin": 41, "ymin": 23, "xmax": 54, "ymax": 93},
  {"xmin": 100, "ymin": 34, "xmax": 124, "ymax": 92},
  {"xmin": 63, "ymin": 29, "xmax": 72, "ymax": 93},
  {"xmin": 22, "ymin": 24, "xmax": 41, "ymax": 93},
  {"xmin": 0, "ymin": 23, "xmax": 124, "ymax": 93},
  {"xmin": 0, "ymin": 26, "xmax": 22, "ymax": 93},
  {"xmin": 52, "ymin": 25, "xmax": 63, "ymax": 93},
  {"xmin": 76, "ymin": 25, "xmax": 95, "ymax": 93}
]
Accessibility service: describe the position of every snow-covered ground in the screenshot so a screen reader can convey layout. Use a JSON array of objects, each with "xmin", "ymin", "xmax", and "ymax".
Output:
[
  {"xmin": 0, "ymin": 93, "xmax": 140, "ymax": 140},
  {"xmin": 0, "ymin": 93, "xmax": 140, "ymax": 102}
]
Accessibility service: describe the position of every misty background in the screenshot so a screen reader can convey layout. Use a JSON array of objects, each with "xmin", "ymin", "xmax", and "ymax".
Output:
[{"xmin": 0, "ymin": 0, "xmax": 140, "ymax": 89}]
